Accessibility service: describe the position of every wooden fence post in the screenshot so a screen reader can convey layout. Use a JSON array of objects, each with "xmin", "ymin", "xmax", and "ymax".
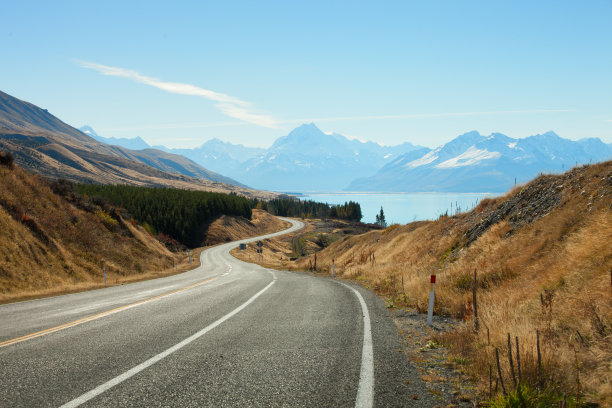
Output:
[
  {"xmin": 473, "ymin": 269, "xmax": 479, "ymax": 332},
  {"xmin": 508, "ymin": 333, "xmax": 517, "ymax": 389},
  {"xmin": 495, "ymin": 347, "xmax": 507, "ymax": 395}
]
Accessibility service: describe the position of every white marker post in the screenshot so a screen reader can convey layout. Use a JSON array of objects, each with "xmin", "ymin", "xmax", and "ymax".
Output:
[
  {"xmin": 332, "ymin": 258, "xmax": 335, "ymax": 278},
  {"xmin": 427, "ymin": 267, "xmax": 436, "ymax": 326}
]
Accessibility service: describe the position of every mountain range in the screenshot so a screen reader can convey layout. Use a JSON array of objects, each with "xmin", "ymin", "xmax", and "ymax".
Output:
[
  {"xmin": 89, "ymin": 123, "xmax": 612, "ymax": 193},
  {"xmin": 3, "ymin": 88, "xmax": 609, "ymax": 195},
  {"xmin": 348, "ymin": 130, "xmax": 612, "ymax": 192},
  {"xmin": 89, "ymin": 123, "xmax": 424, "ymax": 192},
  {"xmin": 229, "ymin": 123, "xmax": 423, "ymax": 192}
]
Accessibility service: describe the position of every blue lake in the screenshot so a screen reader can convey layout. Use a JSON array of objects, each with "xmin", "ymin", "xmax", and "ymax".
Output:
[{"xmin": 299, "ymin": 192, "xmax": 499, "ymax": 224}]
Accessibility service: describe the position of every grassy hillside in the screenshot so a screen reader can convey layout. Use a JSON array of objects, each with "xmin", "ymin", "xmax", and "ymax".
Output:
[
  {"xmin": 0, "ymin": 160, "xmax": 188, "ymax": 303},
  {"xmin": 292, "ymin": 161, "xmax": 612, "ymax": 405}
]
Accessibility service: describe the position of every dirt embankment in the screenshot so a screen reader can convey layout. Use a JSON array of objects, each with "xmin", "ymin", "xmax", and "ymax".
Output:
[{"xmin": 235, "ymin": 161, "xmax": 612, "ymax": 406}]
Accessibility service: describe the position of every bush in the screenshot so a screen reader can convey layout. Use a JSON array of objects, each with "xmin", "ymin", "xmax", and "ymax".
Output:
[
  {"xmin": 0, "ymin": 150, "xmax": 15, "ymax": 169},
  {"xmin": 488, "ymin": 384, "xmax": 578, "ymax": 408},
  {"xmin": 95, "ymin": 209, "xmax": 119, "ymax": 229}
]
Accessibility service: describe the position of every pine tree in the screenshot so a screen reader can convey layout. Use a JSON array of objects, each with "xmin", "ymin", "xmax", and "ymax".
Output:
[{"xmin": 376, "ymin": 206, "xmax": 387, "ymax": 227}]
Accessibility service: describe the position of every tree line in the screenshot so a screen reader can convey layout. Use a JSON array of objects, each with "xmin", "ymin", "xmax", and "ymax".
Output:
[
  {"xmin": 252, "ymin": 197, "xmax": 362, "ymax": 222},
  {"xmin": 76, "ymin": 184, "xmax": 252, "ymax": 247}
]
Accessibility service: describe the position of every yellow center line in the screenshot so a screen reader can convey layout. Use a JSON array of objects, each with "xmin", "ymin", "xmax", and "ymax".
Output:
[{"xmin": 0, "ymin": 276, "xmax": 218, "ymax": 349}]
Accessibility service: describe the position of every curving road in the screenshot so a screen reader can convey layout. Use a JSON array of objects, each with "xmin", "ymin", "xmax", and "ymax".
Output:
[{"xmin": 0, "ymin": 218, "xmax": 434, "ymax": 407}]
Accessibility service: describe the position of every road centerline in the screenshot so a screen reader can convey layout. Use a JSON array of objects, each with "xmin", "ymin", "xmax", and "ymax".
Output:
[
  {"xmin": 0, "ymin": 276, "xmax": 218, "ymax": 349},
  {"xmin": 59, "ymin": 275, "xmax": 277, "ymax": 408}
]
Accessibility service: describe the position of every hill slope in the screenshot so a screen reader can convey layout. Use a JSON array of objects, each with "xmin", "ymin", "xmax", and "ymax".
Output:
[
  {"xmin": 0, "ymin": 90, "xmax": 253, "ymax": 194},
  {"xmin": 291, "ymin": 161, "xmax": 612, "ymax": 404},
  {"xmin": 0, "ymin": 159, "xmax": 293, "ymax": 303},
  {"xmin": 0, "ymin": 162, "xmax": 181, "ymax": 303}
]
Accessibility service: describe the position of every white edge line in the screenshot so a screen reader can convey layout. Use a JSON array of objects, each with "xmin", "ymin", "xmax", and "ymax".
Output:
[
  {"xmin": 60, "ymin": 276, "xmax": 277, "ymax": 408},
  {"xmin": 339, "ymin": 282, "xmax": 374, "ymax": 408}
]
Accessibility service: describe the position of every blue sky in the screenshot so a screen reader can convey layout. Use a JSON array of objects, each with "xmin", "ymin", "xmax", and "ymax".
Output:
[{"xmin": 2, "ymin": 1, "xmax": 611, "ymax": 148}]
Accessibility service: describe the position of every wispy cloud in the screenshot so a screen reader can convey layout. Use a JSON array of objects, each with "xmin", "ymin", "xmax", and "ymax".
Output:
[
  {"xmin": 288, "ymin": 109, "xmax": 575, "ymax": 124},
  {"xmin": 77, "ymin": 60, "xmax": 278, "ymax": 128}
]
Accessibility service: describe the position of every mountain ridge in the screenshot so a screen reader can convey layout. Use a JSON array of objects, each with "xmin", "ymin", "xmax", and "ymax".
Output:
[
  {"xmin": 347, "ymin": 130, "xmax": 612, "ymax": 192},
  {"xmin": 91, "ymin": 121, "xmax": 612, "ymax": 193},
  {"xmin": 105, "ymin": 122, "xmax": 423, "ymax": 192},
  {"xmin": 237, "ymin": 123, "xmax": 424, "ymax": 192}
]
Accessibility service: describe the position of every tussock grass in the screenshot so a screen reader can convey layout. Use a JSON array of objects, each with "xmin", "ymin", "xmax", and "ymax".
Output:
[{"xmin": 292, "ymin": 161, "xmax": 612, "ymax": 405}]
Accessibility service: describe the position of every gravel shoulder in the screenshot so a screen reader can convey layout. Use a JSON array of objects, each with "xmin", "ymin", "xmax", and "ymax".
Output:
[{"xmin": 391, "ymin": 307, "xmax": 478, "ymax": 407}]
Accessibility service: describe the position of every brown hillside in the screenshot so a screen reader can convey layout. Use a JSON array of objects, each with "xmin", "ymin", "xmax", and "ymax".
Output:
[
  {"xmin": 0, "ymin": 90, "xmax": 275, "ymax": 199},
  {"xmin": 286, "ymin": 162, "xmax": 611, "ymax": 404},
  {"xmin": 0, "ymin": 162, "xmax": 187, "ymax": 303}
]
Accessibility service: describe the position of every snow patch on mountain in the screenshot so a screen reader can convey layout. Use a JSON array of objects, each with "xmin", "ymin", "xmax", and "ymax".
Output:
[
  {"xmin": 405, "ymin": 149, "xmax": 439, "ymax": 168},
  {"xmin": 435, "ymin": 146, "xmax": 501, "ymax": 168}
]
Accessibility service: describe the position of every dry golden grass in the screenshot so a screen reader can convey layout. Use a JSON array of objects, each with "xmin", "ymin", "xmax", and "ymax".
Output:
[
  {"xmin": 0, "ymin": 165, "xmax": 197, "ymax": 303},
  {"xmin": 283, "ymin": 162, "xmax": 612, "ymax": 404}
]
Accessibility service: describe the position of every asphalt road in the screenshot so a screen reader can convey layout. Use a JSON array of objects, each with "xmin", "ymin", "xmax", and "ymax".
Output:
[{"xmin": 0, "ymin": 218, "xmax": 435, "ymax": 407}]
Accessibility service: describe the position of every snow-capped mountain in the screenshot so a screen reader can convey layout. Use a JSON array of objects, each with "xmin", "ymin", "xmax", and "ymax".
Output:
[
  {"xmin": 157, "ymin": 138, "xmax": 265, "ymax": 178},
  {"xmin": 347, "ymin": 131, "xmax": 612, "ymax": 192},
  {"xmin": 236, "ymin": 123, "xmax": 423, "ymax": 192},
  {"xmin": 80, "ymin": 126, "xmax": 151, "ymax": 150}
]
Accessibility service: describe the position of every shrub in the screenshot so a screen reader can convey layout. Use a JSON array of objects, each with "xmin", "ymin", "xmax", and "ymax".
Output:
[
  {"xmin": 0, "ymin": 150, "xmax": 15, "ymax": 169},
  {"xmin": 95, "ymin": 209, "xmax": 119, "ymax": 229}
]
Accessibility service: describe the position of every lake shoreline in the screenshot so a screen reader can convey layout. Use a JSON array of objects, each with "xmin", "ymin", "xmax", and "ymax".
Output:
[{"xmin": 298, "ymin": 192, "xmax": 499, "ymax": 224}]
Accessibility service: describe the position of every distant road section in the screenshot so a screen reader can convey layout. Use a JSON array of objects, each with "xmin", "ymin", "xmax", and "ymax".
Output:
[{"xmin": 0, "ymin": 217, "xmax": 432, "ymax": 407}]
